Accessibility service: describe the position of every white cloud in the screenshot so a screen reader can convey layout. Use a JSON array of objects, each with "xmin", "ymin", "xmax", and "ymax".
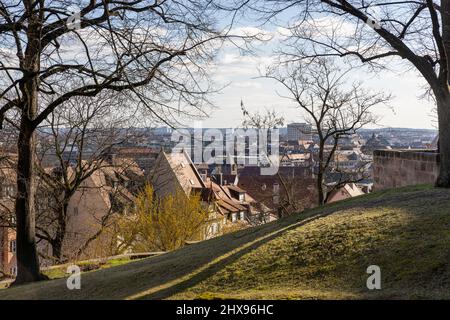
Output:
[
  {"xmin": 232, "ymin": 81, "xmax": 263, "ymax": 89},
  {"xmin": 203, "ymin": 24, "xmax": 436, "ymax": 130},
  {"xmin": 228, "ymin": 26, "xmax": 274, "ymax": 40}
]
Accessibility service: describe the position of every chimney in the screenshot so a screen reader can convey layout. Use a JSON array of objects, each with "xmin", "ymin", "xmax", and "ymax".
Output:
[{"xmin": 200, "ymin": 169, "xmax": 208, "ymax": 182}]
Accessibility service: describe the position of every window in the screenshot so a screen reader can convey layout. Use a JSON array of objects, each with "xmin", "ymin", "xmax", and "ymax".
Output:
[
  {"xmin": 240, "ymin": 211, "xmax": 246, "ymax": 221},
  {"xmin": 10, "ymin": 266, "xmax": 17, "ymax": 276},
  {"xmin": 273, "ymin": 194, "xmax": 280, "ymax": 205},
  {"xmin": 273, "ymin": 183, "xmax": 280, "ymax": 193},
  {"xmin": 231, "ymin": 213, "xmax": 237, "ymax": 223},
  {"xmin": 9, "ymin": 240, "xmax": 16, "ymax": 253},
  {"xmin": 189, "ymin": 179, "xmax": 195, "ymax": 185},
  {"xmin": 211, "ymin": 223, "xmax": 218, "ymax": 235},
  {"xmin": 7, "ymin": 185, "xmax": 14, "ymax": 197},
  {"xmin": 0, "ymin": 185, "xmax": 15, "ymax": 199}
]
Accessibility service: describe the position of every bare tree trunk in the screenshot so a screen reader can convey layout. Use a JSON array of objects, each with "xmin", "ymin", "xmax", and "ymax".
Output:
[
  {"xmin": 317, "ymin": 171, "xmax": 325, "ymax": 206},
  {"xmin": 14, "ymin": 121, "xmax": 45, "ymax": 284},
  {"xmin": 0, "ymin": 0, "xmax": 222, "ymax": 284},
  {"xmin": 13, "ymin": 7, "xmax": 46, "ymax": 284},
  {"xmin": 51, "ymin": 241, "xmax": 63, "ymax": 263},
  {"xmin": 317, "ymin": 140, "xmax": 325, "ymax": 205},
  {"xmin": 435, "ymin": 94, "xmax": 450, "ymax": 188},
  {"xmin": 437, "ymin": 2, "xmax": 450, "ymax": 188},
  {"xmin": 51, "ymin": 201, "xmax": 69, "ymax": 263}
]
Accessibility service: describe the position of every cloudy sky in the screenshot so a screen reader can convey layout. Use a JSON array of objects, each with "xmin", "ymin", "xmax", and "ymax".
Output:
[{"xmin": 197, "ymin": 20, "xmax": 436, "ymax": 130}]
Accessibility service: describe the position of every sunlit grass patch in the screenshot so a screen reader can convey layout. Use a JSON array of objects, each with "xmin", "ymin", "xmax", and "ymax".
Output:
[{"xmin": 0, "ymin": 185, "xmax": 449, "ymax": 300}]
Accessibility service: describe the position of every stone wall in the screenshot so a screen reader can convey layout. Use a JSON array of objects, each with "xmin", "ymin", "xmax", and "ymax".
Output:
[{"xmin": 373, "ymin": 149, "xmax": 439, "ymax": 190}]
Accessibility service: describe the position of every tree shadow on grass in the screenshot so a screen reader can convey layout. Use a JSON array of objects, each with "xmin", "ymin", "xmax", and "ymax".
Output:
[
  {"xmin": 133, "ymin": 214, "xmax": 325, "ymax": 300},
  {"xmin": 0, "ymin": 207, "xmax": 330, "ymax": 300},
  {"xmin": 137, "ymin": 188, "xmax": 450, "ymax": 300},
  {"xmin": 2, "ymin": 186, "xmax": 448, "ymax": 300}
]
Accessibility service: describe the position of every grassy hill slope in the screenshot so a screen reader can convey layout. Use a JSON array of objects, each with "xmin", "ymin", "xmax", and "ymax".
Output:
[{"xmin": 1, "ymin": 185, "xmax": 449, "ymax": 300}]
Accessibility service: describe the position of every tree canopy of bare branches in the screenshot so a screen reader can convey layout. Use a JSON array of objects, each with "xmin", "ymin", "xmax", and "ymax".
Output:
[
  {"xmin": 34, "ymin": 93, "xmax": 141, "ymax": 264},
  {"xmin": 0, "ymin": 0, "xmax": 245, "ymax": 284},
  {"xmin": 224, "ymin": 0, "xmax": 450, "ymax": 188},
  {"xmin": 266, "ymin": 58, "xmax": 390, "ymax": 204}
]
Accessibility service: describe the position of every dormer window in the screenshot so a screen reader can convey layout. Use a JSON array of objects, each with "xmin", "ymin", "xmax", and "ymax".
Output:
[
  {"xmin": 211, "ymin": 223, "xmax": 218, "ymax": 235},
  {"xmin": 273, "ymin": 183, "xmax": 280, "ymax": 193},
  {"xmin": 9, "ymin": 240, "xmax": 16, "ymax": 253},
  {"xmin": 1, "ymin": 184, "xmax": 15, "ymax": 198}
]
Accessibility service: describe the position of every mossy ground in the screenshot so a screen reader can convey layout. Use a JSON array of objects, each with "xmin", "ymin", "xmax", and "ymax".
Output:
[
  {"xmin": 1, "ymin": 185, "xmax": 449, "ymax": 300},
  {"xmin": 43, "ymin": 257, "xmax": 136, "ymax": 280}
]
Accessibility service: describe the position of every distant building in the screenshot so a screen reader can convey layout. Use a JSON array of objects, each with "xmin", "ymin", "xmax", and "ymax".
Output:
[
  {"xmin": 0, "ymin": 227, "xmax": 16, "ymax": 277},
  {"xmin": 332, "ymin": 149, "xmax": 371, "ymax": 171},
  {"xmin": 151, "ymin": 150, "xmax": 206, "ymax": 198},
  {"xmin": 287, "ymin": 123, "xmax": 312, "ymax": 143},
  {"xmin": 109, "ymin": 146, "xmax": 160, "ymax": 174},
  {"xmin": 429, "ymin": 135, "xmax": 439, "ymax": 150},
  {"xmin": 326, "ymin": 183, "xmax": 365, "ymax": 203},
  {"xmin": 280, "ymin": 152, "xmax": 312, "ymax": 167},
  {"xmin": 151, "ymin": 150, "xmax": 275, "ymax": 238},
  {"xmin": 362, "ymin": 133, "xmax": 390, "ymax": 154},
  {"xmin": 0, "ymin": 154, "xmax": 17, "ymax": 277},
  {"xmin": 237, "ymin": 166, "xmax": 317, "ymax": 215},
  {"xmin": 355, "ymin": 179, "xmax": 374, "ymax": 194},
  {"xmin": 152, "ymin": 127, "xmax": 173, "ymax": 136},
  {"xmin": 0, "ymin": 154, "xmax": 144, "ymax": 275}
]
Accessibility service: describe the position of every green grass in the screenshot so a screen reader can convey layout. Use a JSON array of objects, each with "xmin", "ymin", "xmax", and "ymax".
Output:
[
  {"xmin": 42, "ymin": 257, "xmax": 136, "ymax": 280},
  {"xmin": 0, "ymin": 257, "xmax": 137, "ymax": 289},
  {"xmin": 1, "ymin": 184, "xmax": 449, "ymax": 300}
]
